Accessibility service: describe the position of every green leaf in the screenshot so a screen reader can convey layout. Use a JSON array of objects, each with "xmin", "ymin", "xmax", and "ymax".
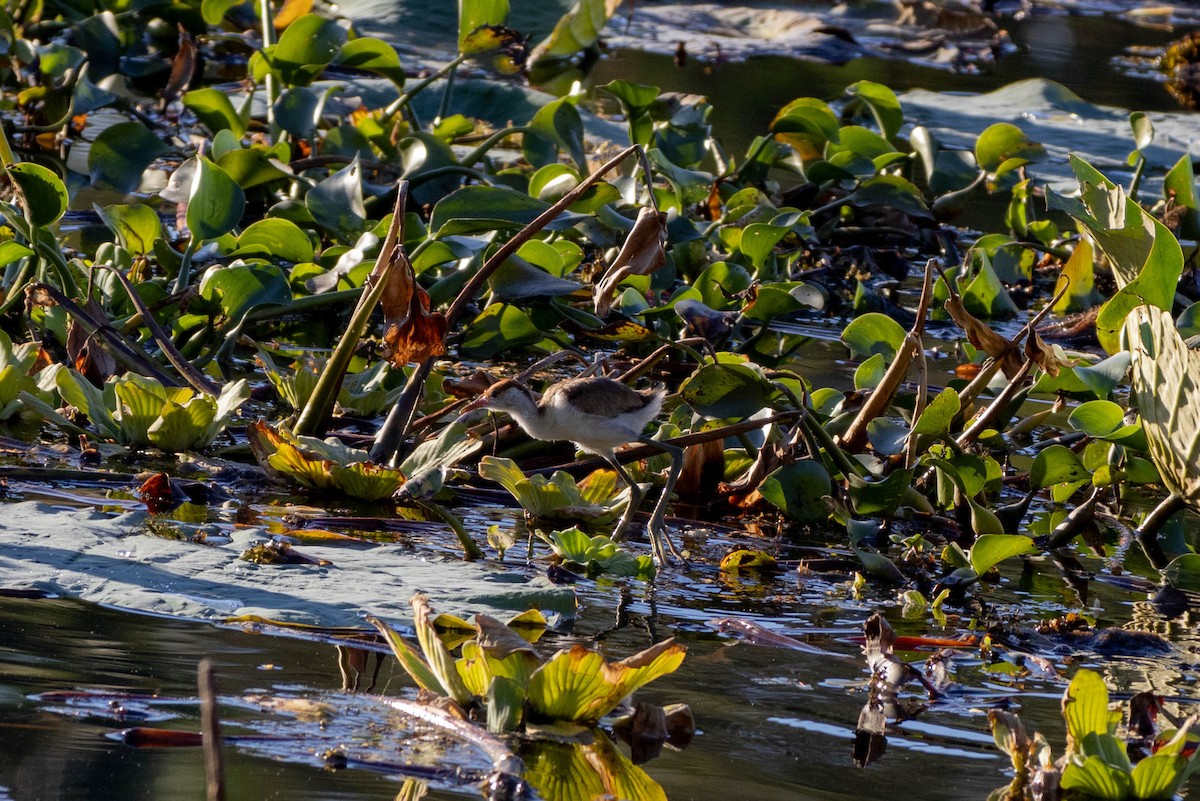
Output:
[
  {"xmin": 232, "ymin": 218, "xmax": 314, "ymax": 264},
  {"xmin": 911, "ymin": 388, "xmax": 960, "ymax": 438},
  {"xmin": 843, "ymin": 80, "xmax": 903, "ymax": 139},
  {"xmin": 183, "ymin": 88, "xmax": 247, "ymax": 137},
  {"xmin": 186, "ymin": 157, "xmax": 245, "ymax": 242},
  {"xmin": 847, "ymin": 469, "xmax": 913, "ymax": 517},
  {"xmin": 430, "ymin": 186, "xmax": 583, "ymax": 236},
  {"xmin": 770, "ymin": 98, "xmax": 839, "ymax": 161},
  {"xmin": 526, "ymin": 638, "xmax": 685, "ymax": 723},
  {"xmin": 368, "ymin": 615, "xmax": 446, "ymax": 695},
  {"xmin": 1131, "ymin": 752, "xmax": 1190, "ymax": 801},
  {"xmin": 460, "ymin": 304, "xmax": 542, "ymax": 359},
  {"xmin": 530, "ymin": 0, "xmax": 620, "ymax": 63},
  {"xmin": 306, "ymin": 159, "xmax": 365, "ymax": 239},
  {"xmin": 524, "ymin": 98, "xmax": 586, "ymax": 173},
  {"xmin": 1064, "ymin": 669, "xmax": 1115, "ymax": 745},
  {"xmin": 1030, "ymin": 445, "xmax": 1091, "ymax": 489},
  {"xmin": 845, "ymin": 175, "xmax": 931, "ymax": 219},
  {"xmin": 97, "ymin": 203, "xmax": 163, "ymax": 257},
  {"xmin": 272, "ymin": 14, "xmax": 347, "ymax": 84},
  {"xmin": 201, "ymin": 0, "xmax": 244, "ymax": 25},
  {"xmin": 1061, "ymin": 756, "xmax": 1131, "ymax": 800},
  {"xmin": 974, "ymin": 122, "xmax": 1045, "ymax": 179},
  {"xmin": 759, "ymin": 461, "xmax": 831, "ymax": 523},
  {"xmin": 679, "ymin": 363, "xmax": 777, "ymax": 419},
  {"xmin": 841, "ymin": 312, "xmax": 907, "ymax": 360},
  {"xmin": 8, "ymin": 163, "xmax": 68, "ymax": 227},
  {"xmin": 335, "ymin": 38, "xmax": 406, "ymax": 85},
  {"xmin": 458, "ymin": 0, "xmax": 509, "ymax": 51},
  {"xmin": 199, "ymin": 261, "xmax": 291, "ymax": 322},
  {"xmin": 968, "ymin": 534, "xmax": 1035, "ymax": 575},
  {"xmin": 88, "ymin": 122, "xmax": 169, "ymax": 194}
]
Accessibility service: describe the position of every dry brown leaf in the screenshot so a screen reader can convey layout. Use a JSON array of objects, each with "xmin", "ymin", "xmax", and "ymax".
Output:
[
  {"xmin": 1024, "ymin": 330, "xmax": 1070, "ymax": 378},
  {"xmin": 381, "ymin": 287, "xmax": 447, "ymax": 367},
  {"xmin": 944, "ymin": 294, "xmax": 1023, "ymax": 378},
  {"xmin": 593, "ymin": 205, "xmax": 667, "ymax": 317},
  {"xmin": 67, "ymin": 299, "xmax": 118, "ymax": 385},
  {"xmin": 160, "ymin": 27, "xmax": 196, "ymax": 107}
]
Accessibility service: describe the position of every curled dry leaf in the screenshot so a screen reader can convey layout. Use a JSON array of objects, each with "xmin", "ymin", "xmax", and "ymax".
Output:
[
  {"xmin": 1024, "ymin": 330, "xmax": 1069, "ymax": 377},
  {"xmin": 378, "ymin": 242, "xmax": 447, "ymax": 367},
  {"xmin": 160, "ymin": 26, "xmax": 196, "ymax": 107},
  {"xmin": 593, "ymin": 205, "xmax": 667, "ymax": 317},
  {"xmin": 944, "ymin": 294, "xmax": 1023, "ymax": 378},
  {"xmin": 66, "ymin": 299, "xmax": 118, "ymax": 385}
]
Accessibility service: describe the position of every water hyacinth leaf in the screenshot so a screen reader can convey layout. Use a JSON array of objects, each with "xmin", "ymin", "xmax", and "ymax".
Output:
[
  {"xmin": 841, "ymin": 312, "xmax": 906, "ymax": 360},
  {"xmin": 460, "ymin": 304, "xmax": 542, "ymax": 358},
  {"xmin": 187, "ymin": 157, "xmax": 245, "ymax": 242},
  {"xmin": 530, "ymin": 0, "xmax": 621, "ymax": 63},
  {"xmin": 854, "ymin": 549, "xmax": 905, "ymax": 583},
  {"xmin": 183, "ymin": 88, "xmax": 246, "ymax": 137},
  {"xmin": 968, "ymin": 534, "xmax": 1035, "ymax": 576},
  {"xmin": 770, "ymin": 98, "xmax": 839, "ymax": 161},
  {"xmin": 458, "ymin": 0, "xmax": 509, "ymax": 50},
  {"xmin": 1030, "ymin": 445, "xmax": 1091, "ymax": 489},
  {"xmin": 962, "ymin": 258, "xmax": 1018, "ymax": 319},
  {"xmin": 974, "ymin": 122, "xmax": 1045, "ymax": 180},
  {"xmin": 526, "ymin": 639, "xmax": 685, "ymax": 723},
  {"xmin": 843, "ymin": 80, "xmax": 903, "ymax": 140},
  {"xmin": 487, "ymin": 675, "xmax": 525, "ymax": 733},
  {"xmin": 411, "ymin": 594, "xmax": 474, "ymax": 706},
  {"xmin": 97, "ymin": 204, "xmax": 163, "ymax": 256},
  {"xmin": 759, "ymin": 461, "xmax": 831, "ymax": 523},
  {"xmin": 545, "ymin": 527, "xmax": 652, "ymax": 579},
  {"xmin": 854, "ymin": 353, "xmax": 886, "ymax": 390},
  {"xmin": 430, "ymin": 186, "xmax": 583, "ymax": 236},
  {"xmin": 866, "ymin": 418, "xmax": 908, "ymax": 456},
  {"xmin": 845, "ymin": 175, "xmax": 931, "ymax": 220},
  {"xmin": 9, "ymin": 163, "xmax": 68, "ymax": 227},
  {"xmin": 489, "ymin": 255, "xmax": 581, "ymax": 300},
  {"xmin": 335, "ymin": 38, "xmax": 406, "ymax": 85},
  {"xmin": 272, "ymin": 14, "xmax": 346, "ymax": 83},
  {"xmin": 87, "ymin": 122, "xmax": 169, "ymax": 194},
  {"xmin": 201, "ymin": 0, "xmax": 243, "ymax": 25},
  {"xmin": 1164, "ymin": 152, "xmax": 1200, "ymax": 239},
  {"xmin": 306, "ymin": 159, "xmax": 365, "ymax": 239},
  {"xmin": 1073, "ymin": 351, "xmax": 1130, "ymax": 399},
  {"xmin": 273, "ymin": 86, "xmax": 325, "ymax": 142},
  {"xmin": 1052, "ymin": 238, "xmax": 1101, "ymax": 315},
  {"xmin": 524, "ymin": 98, "xmax": 586, "ymax": 172},
  {"xmin": 1068, "ymin": 400, "xmax": 1140, "ymax": 441},
  {"xmin": 232, "ymin": 218, "xmax": 314, "ymax": 264},
  {"xmin": 847, "ymin": 469, "xmax": 913, "ymax": 517},
  {"xmin": 217, "ymin": 147, "xmax": 293, "ymax": 191},
  {"xmin": 199, "ymin": 262, "xmax": 291, "ymax": 322},
  {"xmin": 911, "ymin": 387, "xmax": 959, "ymax": 438},
  {"xmin": 679, "ymin": 363, "xmax": 776, "ymax": 419},
  {"xmin": 739, "ymin": 223, "xmax": 788, "ymax": 269}
]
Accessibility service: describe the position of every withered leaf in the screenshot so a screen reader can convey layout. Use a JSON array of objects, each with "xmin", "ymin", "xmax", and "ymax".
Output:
[
  {"xmin": 944, "ymin": 294, "xmax": 1023, "ymax": 378},
  {"xmin": 381, "ymin": 287, "xmax": 447, "ymax": 367},
  {"xmin": 593, "ymin": 205, "xmax": 667, "ymax": 317},
  {"xmin": 66, "ymin": 299, "xmax": 117, "ymax": 385},
  {"xmin": 1025, "ymin": 329, "xmax": 1069, "ymax": 378},
  {"xmin": 160, "ymin": 26, "xmax": 196, "ymax": 107}
]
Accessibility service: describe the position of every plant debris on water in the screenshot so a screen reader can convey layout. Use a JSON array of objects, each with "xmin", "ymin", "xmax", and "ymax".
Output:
[{"xmin": 6, "ymin": 0, "xmax": 1200, "ymax": 799}]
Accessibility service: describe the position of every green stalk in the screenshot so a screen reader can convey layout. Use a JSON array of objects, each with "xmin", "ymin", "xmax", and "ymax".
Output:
[
  {"xmin": 173, "ymin": 238, "xmax": 199, "ymax": 295},
  {"xmin": 384, "ymin": 53, "xmax": 467, "ymax": 118},
  {"xmin": 413, "ymin": 498, "xmax": 483, "ymax": 560}
]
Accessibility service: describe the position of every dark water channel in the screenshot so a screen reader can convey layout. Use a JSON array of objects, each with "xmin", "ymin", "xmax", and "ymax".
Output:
[{"xmin": 5, "ymin": 3, "xmax": 1200, "ymax": 801}]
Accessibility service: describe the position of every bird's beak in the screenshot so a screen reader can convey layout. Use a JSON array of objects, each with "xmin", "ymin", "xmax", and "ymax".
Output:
[{"xmin": 454, "ymin": 395, "xmax": 490, "ymax": 425}]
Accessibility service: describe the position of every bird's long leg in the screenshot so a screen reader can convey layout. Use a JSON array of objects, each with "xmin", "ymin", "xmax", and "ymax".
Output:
[
  {"xmin": 602, "ymin": 452, "xmax": 643, "ymax": 542},
  {"xmin": 638, "ymin": 437, "xmax": 685, "ymax": 565}
]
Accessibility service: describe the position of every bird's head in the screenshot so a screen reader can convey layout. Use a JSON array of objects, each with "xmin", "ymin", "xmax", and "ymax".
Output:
[{"xmin": 460, "ymin": 378, "xmax": 536, "ymax": 416}]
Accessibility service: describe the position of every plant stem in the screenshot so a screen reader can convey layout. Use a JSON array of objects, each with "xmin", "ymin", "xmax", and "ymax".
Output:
[
  {"xmin": 385, "ymin": 53, "xmax": 467, "ymax": 118},
  {"xmin": 173, "ymin": 238, "xmax": 199, "ymax": 295}
]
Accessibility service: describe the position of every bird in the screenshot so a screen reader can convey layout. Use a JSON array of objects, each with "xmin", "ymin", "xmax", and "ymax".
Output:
[{"xmin": 462, "ymin": 376, "xmax": 683, "ymax": 565}]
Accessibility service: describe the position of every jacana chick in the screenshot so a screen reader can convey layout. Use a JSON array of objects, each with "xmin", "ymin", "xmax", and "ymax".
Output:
[{"xmin": 463, "ymin": 376, "xmax": 683, "ymax": 565}]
